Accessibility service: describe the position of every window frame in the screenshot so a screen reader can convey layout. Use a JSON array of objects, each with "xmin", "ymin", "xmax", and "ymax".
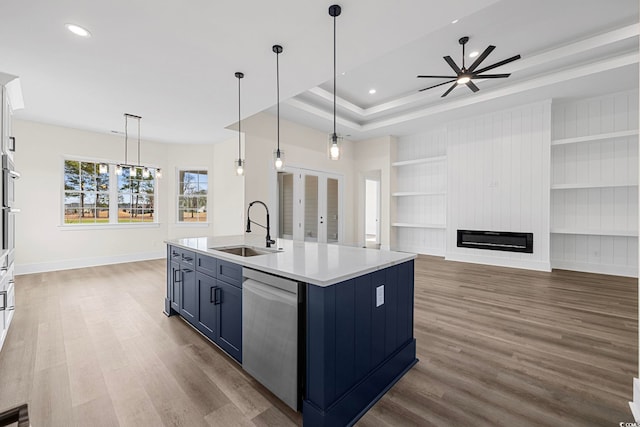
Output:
[
  {"xmin": 176, "ymin": 167, "xmax": 209, "ymax": 225},
  {"xmin": 61, "ymin": 156, "xmax": 160, "ymax": 227}
]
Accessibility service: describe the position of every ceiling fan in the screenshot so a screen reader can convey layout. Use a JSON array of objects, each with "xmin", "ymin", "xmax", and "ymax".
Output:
[{"xmin": 417, "ymin": 36, "xmax": 521, "ymax": 97}]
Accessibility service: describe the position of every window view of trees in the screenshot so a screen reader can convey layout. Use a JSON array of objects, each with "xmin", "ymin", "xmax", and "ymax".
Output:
[
  {"xmin": 64, "ymin": 160, "xmax": 109, "ymax": 224},
  {"xmin": 63, "ymin": 159, "xmax": 158, "ymax": 225},
  {"xmin": 178, "ymin": 170, "xmax": 207, "ymax": 222},
  {"xmin": 118, "ymin": 167, "xmax": 156, "ymax": 223}
]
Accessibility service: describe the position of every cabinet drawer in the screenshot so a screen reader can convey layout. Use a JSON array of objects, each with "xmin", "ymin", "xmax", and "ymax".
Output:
[
  {"xmin": 217, "ymin": 259, "xmax": 242, "ymax": 288},
  {"xmin": 196, "ymin": 253, "xmax": 217, "ymax": 277},
  {"xmin": 169, "ymin": 246, "xmax": 196, "ymax": 267}
]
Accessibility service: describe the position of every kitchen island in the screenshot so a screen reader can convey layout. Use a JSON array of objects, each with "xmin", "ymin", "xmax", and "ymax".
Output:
[{"xmin": 165, "ymin": 236, "xmax": 417, "ymax": 427}]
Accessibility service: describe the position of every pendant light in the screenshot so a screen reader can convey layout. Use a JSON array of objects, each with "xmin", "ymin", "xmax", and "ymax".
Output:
[
  {"xmin": 328, "ymin": 4, "xmax": 342, "ymax": 160},
  {"xmin": 272, "ymin": 44, "xmax": 285, "ymax": 170},
  {"xmin": 116, "ymin": 113, "xmax": 161, "ymax": 178},
  {"xmin": 235, "ymin": 72, "xmax": 245, "ymax": 176}
]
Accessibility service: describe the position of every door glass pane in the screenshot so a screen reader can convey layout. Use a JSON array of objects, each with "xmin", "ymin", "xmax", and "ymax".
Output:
[
  {"xmin": 327, "ymin": 178, "xmax": 339, "ymax": 242},
  {"xmin": 278, "ymin": 173, "xmax": 294, "ymax": 238},
  {"xmin": 304, "ymin": 175, "xmax": 318, "ymax": 241}
]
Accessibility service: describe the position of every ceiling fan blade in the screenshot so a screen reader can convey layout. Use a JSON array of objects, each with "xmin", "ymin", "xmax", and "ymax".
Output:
[
  {"xmin": 419, "ymin": 79, "xmax": 457, "ymax": 92},
  {"xmin": 468, "ymin": 45, "xmax": 495, "ymax": 72},
  {"xmin": 417, "ymin": 75, "xmax": 458, "ymax": 79},
  {"xmin": 443, "ymin": 56, "xmax": 462, "ymax": 74},
  {"xmin": 474, "ymin": 54, "xmax": 521, "ymax": 74},
  {"xmin": 474, "ymin": 73, "xmax": 511, "ymax": 78},
  {"xmin": 441, "ymin": 82, "xmax": 458, "ymax": 97},
  {"xmin": 466, "ymin": 80, "xmax": 480, "ymax": 92}
]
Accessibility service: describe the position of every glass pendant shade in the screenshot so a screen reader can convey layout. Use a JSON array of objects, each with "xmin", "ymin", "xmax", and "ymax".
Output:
[
  {"xmin": 329, "ymin": 133, "xmax": 341, "ymax": 160},
  {"xmin": 130, "ymin": 166, "xmax": 137, "ymax": 177},
  {"xmin": 273, "ymin": 149, "xmax": 284, "ymax": 170},
  {"xmin": 115, "ymin": 164, "xmax": 123, "ymax": 176},
  {"xmin": 98, "ymin": 163, "xmax": 108, "ymax": 174},
  {"xmin": 235, "ymin": 159, "xmax": 245, "ymax": 176},
  {"xmin": 142, "ymin": 167, "xmax": 150, "ymax": 178},
  {"xmin": 155, "ymin": 168, "xmax": 162, "ymax": 178}
]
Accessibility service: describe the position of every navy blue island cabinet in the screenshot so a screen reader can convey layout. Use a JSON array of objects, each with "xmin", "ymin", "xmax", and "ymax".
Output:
[
  {"xmin": 165, "ymin": 242, "xmax": 417, "ymax": 426},
  {"xmin": 165, "ymin": 245, "xmax": 243, "ymax": 363},
  {"xmin": 303, "ymin": 260, "xmax": 417, "ymax": 427}
]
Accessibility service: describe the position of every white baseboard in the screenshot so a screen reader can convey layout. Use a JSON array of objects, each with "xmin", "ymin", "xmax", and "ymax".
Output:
[
  {"xmin": 16, "ymin": 251, "xmax": 166, "ymax": 275},
  {"xmin": 630, "ymin": 378, "xmax": 640, "ymax": 421},
  {"xmin": 445, "ymin": 252, "xmax": 551, "ymax": 272},
  {"xmin": 551, "ymin": 260, "xmax": 638, "ymax": 278}
]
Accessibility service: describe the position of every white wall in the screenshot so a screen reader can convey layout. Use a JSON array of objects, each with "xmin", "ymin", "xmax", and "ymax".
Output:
[
  {"xmin": 13, "ymin": 119, "xmax": 243, "ymax": 274},
  {"xmin": 445, "ymin": 100, "xmax": 552, "ymax": 271},
  {"xmin": 365, "ymin": 180, "xmax": 378, "ymax": 236},
  {"xmin": 242, "ymin": 112, "xmax": 357, "ymax": 244},
  {"xmin": 353, "ymin": 136, "xmax": 393, "ymax": 249}
]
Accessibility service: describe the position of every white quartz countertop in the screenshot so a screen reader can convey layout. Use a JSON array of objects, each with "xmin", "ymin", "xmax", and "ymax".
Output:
[{"xmin": 165, "ymin": 235, "xmax": 416, "ymax": 287}]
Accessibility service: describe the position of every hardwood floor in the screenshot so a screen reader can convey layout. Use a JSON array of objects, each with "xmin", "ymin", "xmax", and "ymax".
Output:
[{"xmin": 0, "ymin": 256, "xmax": 636, "ymax": 426}]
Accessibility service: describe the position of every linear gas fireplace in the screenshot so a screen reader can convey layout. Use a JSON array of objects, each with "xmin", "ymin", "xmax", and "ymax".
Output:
[{"xmin": 457, "ymin": 230, "xmax": 533, "ymax": 253}]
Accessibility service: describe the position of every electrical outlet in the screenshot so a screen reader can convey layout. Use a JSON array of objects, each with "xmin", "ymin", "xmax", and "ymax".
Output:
[{"xmin": 376, "ymin": 285, "xmax": 384, "ymax": 307}]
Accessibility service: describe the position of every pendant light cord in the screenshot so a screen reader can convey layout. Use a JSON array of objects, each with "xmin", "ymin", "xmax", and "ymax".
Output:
[
  {"xmin": 333, "ymin": 12, "xmax": 336, "ymax": 137},
  {"xmin": 276, "ymin": 49, "xmax": 280, "ymax": 153},
  {"xmin": 137, "ymin": 116, "xmax": 141, "ymax": 166},
  {"xmin": 124, "ymin": 114, "xmax": 128, "ymax": 164},
  {"xmin": 238, "ymin": 75, "xmax": 242, "ymax": 159}
]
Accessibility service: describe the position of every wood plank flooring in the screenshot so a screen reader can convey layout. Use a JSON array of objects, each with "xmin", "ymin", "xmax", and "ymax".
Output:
[{"xmin": 0, "ymin": 256, "xmax": 636, "ymax": 426}]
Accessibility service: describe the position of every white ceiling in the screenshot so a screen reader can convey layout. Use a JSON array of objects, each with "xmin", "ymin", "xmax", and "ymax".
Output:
[{"xmin": 0, "ymin": 0, "xmax": 637, "ymax": 145}]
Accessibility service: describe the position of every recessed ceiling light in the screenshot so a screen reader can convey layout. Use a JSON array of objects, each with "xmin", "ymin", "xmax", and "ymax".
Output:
[
  {"xmin": 451, "ymin": 19, "xmax": 459, "ymax": 24},
  {"xmin": 368, "ymin": 88, "xmax": 376, "ymax": 94},
  {"xmin": 469, "ymin": 51, "xmax": 479, "ymax": 58},
  {"xmin": 65, "ymin": 23, "xmax": 91, "ymax": 38}
]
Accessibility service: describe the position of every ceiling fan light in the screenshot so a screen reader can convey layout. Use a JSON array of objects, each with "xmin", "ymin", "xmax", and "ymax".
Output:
[{"xmin": 457, "ymin": 76, "xmax": 471, "ymax": 85}]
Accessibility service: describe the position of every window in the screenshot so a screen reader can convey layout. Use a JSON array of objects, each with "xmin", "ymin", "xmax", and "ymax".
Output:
[
  {"xmin": 64, "ymin": 160, "xmax": 109, "ymax": 224},
  {"xmin": 63, "ymin": 159, "xmax": 158, "ymax": 225},
  {"xmin": 178, "ymin": 170, "xmax": 208, "ymax": 223},
  {"xmin": 118, "ymin": 167, "xmax": 155, "ymax": 223}
]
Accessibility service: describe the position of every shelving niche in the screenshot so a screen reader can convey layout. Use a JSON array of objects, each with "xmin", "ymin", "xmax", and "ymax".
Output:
[
  {"xmin": 550, "ymin": 90, "xmax": 639, "ymax": 277},
  {"xmin": 391, "ymin": 130, "xmax": 447, "ymax": 256}
]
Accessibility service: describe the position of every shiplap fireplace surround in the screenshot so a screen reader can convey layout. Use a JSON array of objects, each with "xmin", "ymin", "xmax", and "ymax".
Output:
[{"xmin": 391, "ymin": 89, "xmax": 639, "ymax": 278}]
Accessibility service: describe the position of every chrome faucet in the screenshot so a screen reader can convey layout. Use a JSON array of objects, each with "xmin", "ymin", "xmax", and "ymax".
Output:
[{"xmin": 246, "ymin": 200, "xmax": 276, "ymax": 248}]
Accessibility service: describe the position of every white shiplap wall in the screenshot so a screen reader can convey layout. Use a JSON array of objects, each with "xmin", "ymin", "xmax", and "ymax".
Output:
[
  {"xmin": 445, "ymin": 100, "xmax": 552, "ymax": 271},
  {"xmin": 393, "ymin": 129, "xmax": 447, "ymax": 256},
  {"xmin": 551, "ymin": 89, "xmax": 639, "ymax": 277}
]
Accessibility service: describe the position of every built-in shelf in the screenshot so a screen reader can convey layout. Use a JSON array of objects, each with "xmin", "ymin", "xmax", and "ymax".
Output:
[
  {"xmin": 391, "ymin": 155, "xmax": 446, "ymax": 167},
  {"xmin": 551, "ymin": 228, "xmax": 638, "ymax": 237},
  {"xmin": 551, "ymin": 129, "xmax": 639, "ymax": 146},
  {"xmin": 392, "ymin": 223, "xmax": 446, "ymax": 229},
  {"xmin": 551, "ymin": 183, "xmax": 638, "ymax": 190},
  {"xmin": 392, "ymin": 191, "xmax": 446, "ymax": 197}
]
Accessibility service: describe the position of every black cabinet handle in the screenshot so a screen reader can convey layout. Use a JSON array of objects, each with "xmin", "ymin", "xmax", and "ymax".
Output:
[
  {"xmin": 183, "ymin": 256, "xmax": 193, "ymax": 262},
  {"xmin": 210, "ymin": 286, "xmax": 217, "ymax": 303},
  {"xmin": 173, "ymin": 269, "xmax": 181, "ymax": 283},
  {"xmin": 0, "ymin": 290, "xmax": 6, "ymax": 311},
  {"xmin": 183, "ymin": 268, "xmax": 193, "ymax": 273},
  {"xmin": 8, "ymin": 136, "xmax": 15, "ymax": 152},
  {"xmin": 214, "ymin": 287, "xmax": 222, "ymax": 305},
  {"xmin": 172, "ymin": 251, "xmax": 179, "ymax": 257}
]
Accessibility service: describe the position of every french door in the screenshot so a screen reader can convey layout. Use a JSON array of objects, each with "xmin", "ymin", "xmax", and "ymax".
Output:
[{"xmin": 277, "ymin": 167, "xmax": 342, "ymax": 243}]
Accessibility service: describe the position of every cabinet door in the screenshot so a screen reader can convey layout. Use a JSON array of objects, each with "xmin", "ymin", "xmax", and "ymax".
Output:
[
  {"xmin": 196, "ymin": 272, "xmax": 217, "ymax": 341},
  {"xmin": 179, "ymin": 266, "xmax": 197, "ymax": 324},
  {"xmin": 170, "ymin": 261, "xmax": 181, "ymax": 313},
  {"xmin": 217, "ymin": 280, "xmax": 242, "ymax": 362}
]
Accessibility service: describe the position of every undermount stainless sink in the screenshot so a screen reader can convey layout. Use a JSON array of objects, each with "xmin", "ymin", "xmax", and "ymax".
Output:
[{"xmin": 211, "ymin": 245, "xmax": 280, "ymax": 257}]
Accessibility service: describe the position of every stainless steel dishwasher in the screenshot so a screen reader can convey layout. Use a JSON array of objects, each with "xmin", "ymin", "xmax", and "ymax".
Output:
[{"xmin": 242, "ymin": 268, "xmax": 302, "ymax": 410}]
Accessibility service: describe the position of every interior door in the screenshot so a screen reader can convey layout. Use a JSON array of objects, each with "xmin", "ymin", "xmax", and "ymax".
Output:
[{"xmin": 278, "ymin": 168, "xmax": 342, "ymax": 244}]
